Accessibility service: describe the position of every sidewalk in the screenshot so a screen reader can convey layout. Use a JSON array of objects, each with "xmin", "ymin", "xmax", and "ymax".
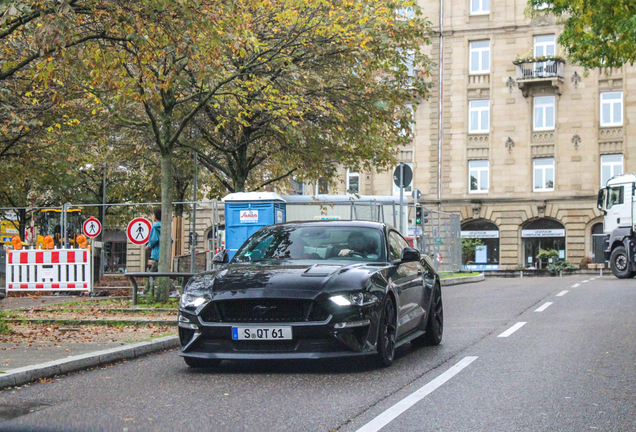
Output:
[{"xmin": 0, "ymin": 294, "xmax": 178, "ymax": 389}]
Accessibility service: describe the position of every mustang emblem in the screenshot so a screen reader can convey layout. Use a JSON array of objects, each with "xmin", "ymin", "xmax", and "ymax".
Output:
[{"xmin": 253, "ymin": 305, "xmax": 277, "ymax": 316}]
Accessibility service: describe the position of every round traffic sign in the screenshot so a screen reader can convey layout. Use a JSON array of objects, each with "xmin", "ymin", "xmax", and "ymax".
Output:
[
  {"xmin": 393, "ymin": 164, "xmax": 413, "ymax": 189},
  {"xmin": 126, "ymin": 218, "xmax": 152, "ymax": 245},
  {"xmin": 83, "ymin": 216, "xmax": 102, "ymax": 238}
]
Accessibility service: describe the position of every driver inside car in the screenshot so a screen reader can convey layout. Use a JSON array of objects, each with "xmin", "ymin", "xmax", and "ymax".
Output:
[{"xmin": 338, "ymin": 231, "xmax": 371, "ymax": 257}]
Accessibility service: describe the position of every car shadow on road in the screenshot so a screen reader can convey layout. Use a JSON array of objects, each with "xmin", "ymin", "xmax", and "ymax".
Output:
[{"xmin": 182, "ymin": 343, "xmax": 440, "ymax": 375}]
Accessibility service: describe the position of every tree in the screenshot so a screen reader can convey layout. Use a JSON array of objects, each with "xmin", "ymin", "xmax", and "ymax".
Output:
[
  {"xmin": 70, "ymin": 0, "xmax": 430, "ymax": 300},
  {"xmin": 529, "ymin": 0, "xmax": 636, "ymax": 69},
  {"xmin": 182, "ymin": 1, "xmax": 431, "ymax": 195}
]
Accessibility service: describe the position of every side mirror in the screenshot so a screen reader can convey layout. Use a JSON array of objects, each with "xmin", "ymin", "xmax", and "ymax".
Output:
[
  {"xmin": 597, "ymin": 188, "xmax": 606, "ymax": 213},
  {"xmin": 212, "ymin": 250, "xmax": 228, "ymax": 264},
  {"xmin": 392, "ymin": 247, "xmax": 420, "ymax": 265}
]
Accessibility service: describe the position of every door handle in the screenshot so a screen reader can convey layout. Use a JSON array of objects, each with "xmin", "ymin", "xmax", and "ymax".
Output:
[{"xmin": 617, "ymin": 218, "xmax": 621, "ymax": 223}]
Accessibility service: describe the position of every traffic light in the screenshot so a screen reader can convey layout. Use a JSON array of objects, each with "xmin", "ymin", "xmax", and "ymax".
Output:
[{"xmin": 415, "ymin": 205, "xmax": 422, "ymax": 224}]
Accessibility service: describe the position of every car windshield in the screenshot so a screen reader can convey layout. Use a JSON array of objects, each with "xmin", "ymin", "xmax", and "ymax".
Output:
[{"xmin": 232, "ymin": 225, "xmax": 385, "ymax": 263}]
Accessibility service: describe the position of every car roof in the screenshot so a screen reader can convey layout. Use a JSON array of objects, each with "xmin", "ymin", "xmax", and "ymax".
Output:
[{"xmin": 270, "ymin": 220, "xmax": 392, "ymax": 230}]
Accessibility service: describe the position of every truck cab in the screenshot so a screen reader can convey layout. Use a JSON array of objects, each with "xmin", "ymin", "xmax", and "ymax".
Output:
[{"xmin": 598, "ymin": 173, "xmax": 636, "ymax": 278}]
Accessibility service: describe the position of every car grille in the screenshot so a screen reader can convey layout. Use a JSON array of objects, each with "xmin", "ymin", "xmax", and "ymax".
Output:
[{"xmin": 199, "ymin": 299, "xmax": 330, "ymax": 323}]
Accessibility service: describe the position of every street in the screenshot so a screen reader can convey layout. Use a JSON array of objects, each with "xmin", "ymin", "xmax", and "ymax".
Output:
[{"xmin": 1, "ymin": 275, "xmax": 635, "ymax": 432}]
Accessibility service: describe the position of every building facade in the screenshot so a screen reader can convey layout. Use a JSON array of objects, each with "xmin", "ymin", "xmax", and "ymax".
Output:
[{"xmin": 329, "ymin": 0, "xmax": 633, "ymax": 269}]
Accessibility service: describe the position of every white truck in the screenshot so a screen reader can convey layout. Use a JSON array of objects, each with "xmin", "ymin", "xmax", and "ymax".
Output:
[{"xmin": 598, "ymin": 173, "xmax": 636, "ymax": 278}]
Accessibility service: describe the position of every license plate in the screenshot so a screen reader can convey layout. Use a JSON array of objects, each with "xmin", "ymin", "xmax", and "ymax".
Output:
[{"xmin": 232, "ymin": 326, "xmax": 292, "ymax": 340}]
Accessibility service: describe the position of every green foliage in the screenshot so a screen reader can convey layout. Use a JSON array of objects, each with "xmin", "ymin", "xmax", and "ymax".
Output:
[
  {"xmin": 528, "ymin": 0, "xmax": 636, "ymax": 69},
  {"xmin": 546, "ymin": 260, "xmax": 577, "ymax": 274},
  {"xmin": 536, "ymin": 248, "xmax": 559, "ymax": 260},
  {"xmin": 462, "ymin": 238, "xmax": 484, "ymax": 264}
]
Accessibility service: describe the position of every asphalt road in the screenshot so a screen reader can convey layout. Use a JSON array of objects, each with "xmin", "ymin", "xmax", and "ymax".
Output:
[{"xmin": 1, "ymin": 275, "xmax": 634, "ymax": 432}]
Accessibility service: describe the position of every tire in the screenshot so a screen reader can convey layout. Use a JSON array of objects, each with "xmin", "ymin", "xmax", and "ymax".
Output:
[
  {"xmin": 183, "ymin": 356, "xmax": 222, "ymax": 369},
  {"xmin": 610, "ymin": 246, "xmax": 635, "ymax": 279},
  {"xmin": 412, "ymin": 283, "xmax": 443, "ymax": 347},
  {"xmin": 374, "ymin": 297, "xmax": 397, "ymax": 368}
]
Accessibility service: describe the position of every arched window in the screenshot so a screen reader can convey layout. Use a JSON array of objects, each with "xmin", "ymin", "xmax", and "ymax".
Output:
[
  {"xmin": 461, "ymin": 220, "xmax": 499, "ymax": 270},
  {"xmin": 521, "ymin": 218, "xmax": 565, "ymax": 269}
]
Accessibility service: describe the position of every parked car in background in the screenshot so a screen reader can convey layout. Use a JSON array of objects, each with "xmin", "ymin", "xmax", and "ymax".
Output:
[{"xmin": 178, "ymin": 220, "xmax": 443, "ymax": 368}]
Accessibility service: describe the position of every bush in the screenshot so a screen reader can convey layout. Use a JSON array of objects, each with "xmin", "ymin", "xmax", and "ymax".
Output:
[
  {"xmin": 0, "ymin": 311, "xmax": 12, "ymax": 335},
  {"xmin": 546, "ymin": 260, "xmax": 577, "ymax": 275}
]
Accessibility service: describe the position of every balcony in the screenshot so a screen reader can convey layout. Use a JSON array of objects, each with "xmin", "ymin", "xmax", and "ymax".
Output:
[{"xmin": 514, "ymin": 58, "xmax": 565, "ymax": 97}]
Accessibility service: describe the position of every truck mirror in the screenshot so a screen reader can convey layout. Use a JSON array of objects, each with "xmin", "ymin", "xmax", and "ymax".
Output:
[{"xmin": 597, "ymin": 188, "xmax": 606, "ymax": 213}]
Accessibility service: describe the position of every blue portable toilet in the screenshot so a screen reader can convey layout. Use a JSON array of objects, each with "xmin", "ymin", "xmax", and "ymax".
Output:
[{"xmin": 223, "ymin": 192, "xmax": 286, "ymax": 260}]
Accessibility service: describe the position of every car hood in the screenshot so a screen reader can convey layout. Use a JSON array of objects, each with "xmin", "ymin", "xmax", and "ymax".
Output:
[{"xmin": 193, "ymin": 261, "xmax": 386, "ymax": 299}]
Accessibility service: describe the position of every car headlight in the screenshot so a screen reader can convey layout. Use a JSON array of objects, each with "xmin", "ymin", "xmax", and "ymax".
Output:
[
  {"xmin": 330, "ymin": 292, "xmax": 379, "ymax": 307},
  {"xmin": 179, "ymin": 294, "xmax": 207, "ymax": 309}
]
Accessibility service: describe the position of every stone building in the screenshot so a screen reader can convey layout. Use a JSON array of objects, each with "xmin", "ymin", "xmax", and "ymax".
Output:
[{"xmin": 329, "ymin": 0, "xmax": 631, "ymax": 269}]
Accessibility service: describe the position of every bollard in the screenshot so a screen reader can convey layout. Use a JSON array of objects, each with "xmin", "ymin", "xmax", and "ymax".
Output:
[
  {"xmin": 559, "ymin": 270, "xmax": 562, "ymax": 277},
  {"xmin": 520, "ymin": 270, "xmax": 523, "ymax": 278}
]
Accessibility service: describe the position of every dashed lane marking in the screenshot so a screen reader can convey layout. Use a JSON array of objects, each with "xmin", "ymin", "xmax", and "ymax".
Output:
[
  {"xmin": 498, "ymin": 322, "xmax": 527, "ymax": 338},
  {"xmin": 556, "ymin": 290, "xmax": 569, "ymax": 297},
  {"xmin": 355, "ymin": 356, "xmax": 478, "ymax": 432},
  {"xmin": 535, "ymin": 302, "xmax": 553, "ymax": 312},
  {"xmin": 582, "ymin": 280, "xmax": 589, "ymax": 283},
  {"xmin": 571, "ymin": 284, "xmax": 580, "ymax": 288}
]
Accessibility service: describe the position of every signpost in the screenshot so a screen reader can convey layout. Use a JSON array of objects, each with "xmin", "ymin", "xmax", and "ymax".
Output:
[
  {"xmin": 83, "ymin": 216, "xmax": 102, "ymax": 238},
  {"xmin": 126, "ymin": 218, "xmax": 152, "ymax": 245},
  {"xmin": 393, "ymin": 163, "xmax": 413, "ymax": 234}
]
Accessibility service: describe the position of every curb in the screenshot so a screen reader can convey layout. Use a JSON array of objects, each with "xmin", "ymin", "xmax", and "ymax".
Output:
[
  {"xmin": 0, "ymin": 335, "xmax": 179, "ymax": 390},
  {"xmin": 6, "ymin": 319, "xmax": 177, "ymax": 326},
  {"xmin": 440, "ymin": 273, "xmax": 485, "ymax": 286}
]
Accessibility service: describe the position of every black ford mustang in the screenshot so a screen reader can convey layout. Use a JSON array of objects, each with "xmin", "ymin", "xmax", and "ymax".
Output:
[{"xmin": 178, "ymin": 220, "xmax": 443, "ymax": 368}]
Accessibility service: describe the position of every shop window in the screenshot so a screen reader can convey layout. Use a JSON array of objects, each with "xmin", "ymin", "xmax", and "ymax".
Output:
[
  {"xmin": 461, "ymin": 219, "xmax": 499, "ymax": 270},
  {"xmin": 522, "ymin": 218, "xmax": 565, "ymax": 269},
  {"xmin": 600, "ymin": 154, "xmax": 623, "ymax": 187},
  {"xmin": 600, "ymin": 92, "xmax": 623, "ymax": 127}
]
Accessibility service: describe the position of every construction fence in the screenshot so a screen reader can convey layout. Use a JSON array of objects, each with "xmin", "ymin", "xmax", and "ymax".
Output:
[{"xmin": 1, "ymin": 196, "xmax": 462, "ymax": 283}]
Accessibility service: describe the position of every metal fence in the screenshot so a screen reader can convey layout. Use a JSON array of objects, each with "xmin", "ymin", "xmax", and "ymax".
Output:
[
  {"xmin": 1, "ymin": 196, "xmax": 462, "ymax": 279},
  {"xmin": 408, "ymin": 206, "xmax": 462, "ymax": 273}
]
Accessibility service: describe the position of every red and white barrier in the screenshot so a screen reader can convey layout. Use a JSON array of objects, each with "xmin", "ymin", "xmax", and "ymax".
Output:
[{"xmin": 5, "ymin": 249, "xmax": 92, "ymax": 293}]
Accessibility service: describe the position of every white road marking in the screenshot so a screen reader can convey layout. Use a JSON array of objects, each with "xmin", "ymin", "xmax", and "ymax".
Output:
[
  {"xmin": 571, "ymin": 283, "xmax": 580, "ymax": 288},
  {"xmin": 498, "ymin": 322, "xmax": 527, "ymax": 338},
  {"xmin": 556, "ymin": 290, "xmax": 569, "ymax": 297},
  {"xmin": 535, "ymin": 302, "xmax": 553, "ymax": 312},
  {"xmin": 582, "ymin": 280, "xmax": 589, "ymax": 283},
  {"xmin": 355, "ymin": 356, "xmax": 478, "ymax": 432},
  {"xmin": 590, "ymin": 277, "xmax": 597, "ymax": 280}
]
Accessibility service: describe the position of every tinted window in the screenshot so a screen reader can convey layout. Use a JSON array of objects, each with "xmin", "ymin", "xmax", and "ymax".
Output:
[
  {"xmin": 388, "ymin": 231, "xmax": 409, "ymax": 261},
  {"xmin": 233, "ymin": 226, "xmax": 385, "ymax": 263}
]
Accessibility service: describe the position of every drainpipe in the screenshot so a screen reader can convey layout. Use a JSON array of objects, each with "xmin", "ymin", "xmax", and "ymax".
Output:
[{"xmin": 437, "ymin": 0, "xmax": 444, "ymax": 212}]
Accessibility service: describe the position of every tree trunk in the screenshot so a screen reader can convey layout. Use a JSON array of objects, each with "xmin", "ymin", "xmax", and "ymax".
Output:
[{"xmin": 157, "ymin": 151, "xmax": 174, "ymax": 302}]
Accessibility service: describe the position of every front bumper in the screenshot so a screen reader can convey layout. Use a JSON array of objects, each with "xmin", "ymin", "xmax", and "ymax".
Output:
[{"xmin": 178, "ymin": 302, "xmax": 381, "ymax": 360}]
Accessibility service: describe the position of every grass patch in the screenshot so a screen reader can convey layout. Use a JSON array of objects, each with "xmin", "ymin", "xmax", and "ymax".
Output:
[
  {"xmin": 0, "ymin": 311, "xmax": 13, "ymax": 335},
  {"xmin": 439, "ymin": 272, "xmax": 480, "ymax": 279}
]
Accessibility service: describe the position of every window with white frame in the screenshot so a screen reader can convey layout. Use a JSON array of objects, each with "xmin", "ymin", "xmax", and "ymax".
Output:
[
  {"xmin": 392, "ymin": 163, "xmax": 413, "ymax": 195},
  {"xmin": 534, "ymin": 2, "xmax": 549, "ymax": 9},
  {"xmin": 346, "ymin": 169, "xmax": 359, "ymax": 194},
  {"xmin": 534, "ymin": 35, "xmax": 555, "ymax": 58},
  {"xmin": 600, "ymin": 92, "xmax": 623, "ymax": 127},
  {"xmin": 533, "ymin": 96, "xmax": 555, "ymax": 131},
  {"xmin": 470, "ymin": 0, "xmax": 490, "ymax": 15},
  {"xmin": 600, "ymin": 154, "xmax": 623, "ymax": 187},
  {"xmin": 469, "ymin": 100, "xmax": 490, "ymax": 133},
  {"xmin": 469, "ymin": 160, "xmax": 489, "ymax": 193},
  {"xmin": 469, "ymin": 40, "xmax": 490, "ymax": 74},
  {"xmin": 533, "ymin": 158, "xmax": 555, "ymax": 192}
]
